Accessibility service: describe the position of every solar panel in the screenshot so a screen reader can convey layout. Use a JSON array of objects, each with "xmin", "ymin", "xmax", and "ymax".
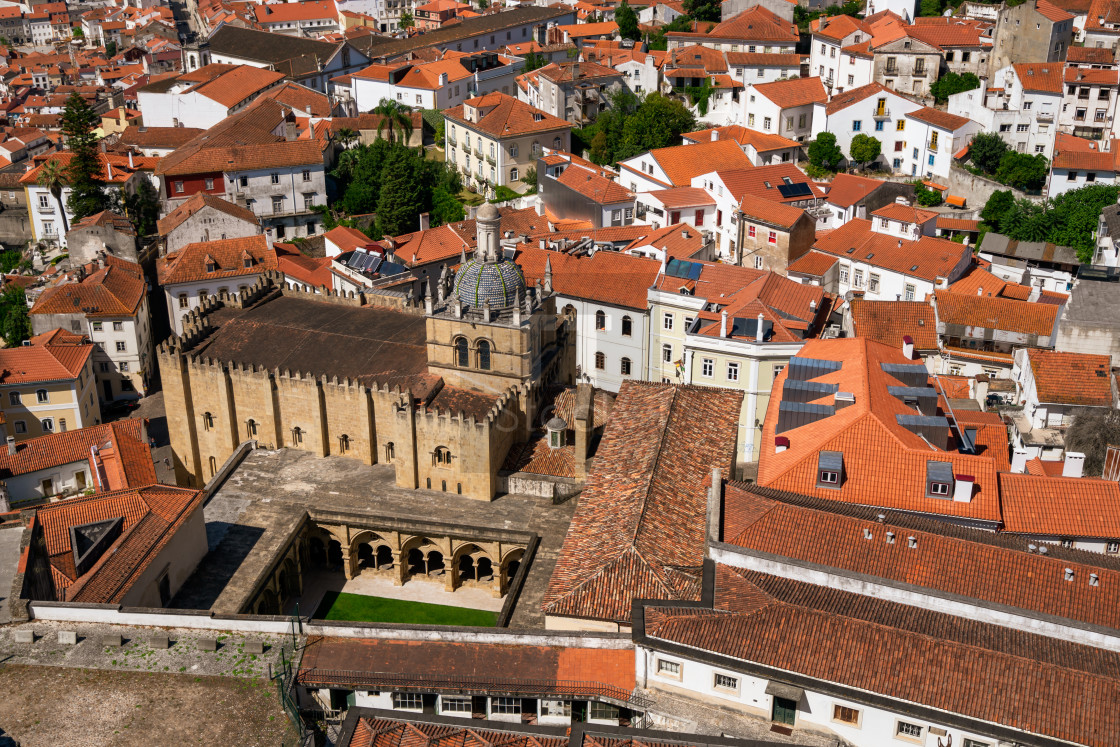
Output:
[
  {"xmin": 687, "ymin": 261, "xmax": 702, "ymax": 280},
  {"xmin": 666, "ymin": 258, "xmax": 701, "ymax": 280},
  {"xmin": 777, "ymin": 182, "xmax": 812, "ymax": 198}
]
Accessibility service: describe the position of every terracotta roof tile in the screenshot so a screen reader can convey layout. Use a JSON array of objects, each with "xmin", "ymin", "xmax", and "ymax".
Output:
[
  {"xmin": 814, "ymin": 219, "xmax": 969, "ymax": 282},
  {"xmin": 644, "ymin": 140, "xmax": 753, "ymax": 187},
  {"xmin": 751, "ymin": 76, "xmax": 827, "ymax": 108},
  {"xmin": 849, "ymin": 299, "xmax": 937, "ymax": 349},
  {"xmin": 906, "ymin": 106, "xmax": 972, "ymax": 131},
  {"xmin": 156, "ymin": 235, "xmax": 277, "ymax": 287},
  {"xmin": 156, "ymin": 193, "xmax": 260, "ymax": 236},
  {"xmin": 737, "ymin": 192, "xmax": 806, "ymax": 229},
  {"xmin": 0, "ymin": 329, "xmax": 93, "ymax": 385},
  {"xmin": 824, "ymin": 81, "xmax": 910, "ymax": 115},
  {"xmin": 1013, "ymin": 62, "xmax": 1064, "ymax": 94},
  {"xmin": 556, "ymin": 163, "xmax": 634, "ymax": 204},
  {"xmin": 1036, "ymin": 0, "xmax": 1075, "ymax": 21},
  {"xmin": 785, "ymin": 250, "xmax": 837, "ymax": 276},
  {"xmin": 646, "ymin": 187, "xmax": 715, "ymax": 209},
  {"xmin": 155, "ymin": 138, "xmax": 324, "ymax": 177},
  {"xmin": 543, "ymin": 381, "xmax": 743, "ymax": 623},
  {"xmin": 515, "ymin": 245, "xmax": 662, "ymax": 310},
  {"xmin": 933, "ymin": 290, "xmax": 1059, "ymax": 337},
  {"xmin": 716, "ymin": 163, "xmax": 823, "ymax": 203},
  {"xmin": 1000, "ymin": 472, "xmax": 1120, "ymax": 537},
  {"xmin": 0, "ymin": 419, "xmax": 155, "ymax": 490},
  {"xmin": 870, "ymin": 202, "xmax": 938, "ymax": 224},
  {"xmin": 682, "ymin": 124, "xmax": 799, "ymax": 151},
  {"xmin": 31, "ymin": 258, "xmax": 145, "ymax": 319},
  {"xmin": 443, "ymin": 92, "xmax": 571, "ymax": 139},
  {"xmin": 1027, "ymin": 349, "xmax": 1113, "ymax": 406},
  {"xmin": 823, "ymin": 173, "xmax": 889, "ymax": 207}
]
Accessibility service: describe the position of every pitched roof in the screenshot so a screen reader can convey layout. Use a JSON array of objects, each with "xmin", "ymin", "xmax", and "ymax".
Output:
[
  {"xmin": 785, "ymin": 250, "xmax": 838, "ymax": 276},
  {"xmin": 813, "ymin": 218, "xmax": 968, "ymax": 282},
  {"xmin": 1068, "ymin": 45, "xmax": 1115, "ymax": 64},
  {"xmin": 644, "ymin": 563, "xmax": 1120, "ymax": 747},
  {"xmin": 906, "ymin": 105, "xmax": 972, "ymax": 131},
  {"xmin": 685, "ymin": 5, "xmax": 798, "ymax": 43},
  {"xmin": 30, "ymin": 259, "xmax": 145, "ymax": 319},
  {"xmin": 681, "ymin": 124, "xmax": 799, "ymax": 152},
  {"xmin": 156, "ymin": 193, "xmax": 261, "ymax": 236},
  {"xmin": 555, "ymin": 163, "xmax": 634, "ymax": 204},
  {"xmin": 543, "ymin": 381, "xmax": 743, "ymax": 624},
  {"xmin": 642, "ymin": 140, "xmax": 753, "ymax": 187},
  {"xmin": 118, "ymin": 125, "xmax": 205, "ymax": 150},
  {"xmin": 30, "ymin": 484, "xmax": 204, "ymax": 603},
  {"xmin": 824, "ymin": 81, "xmax": 909, "ymax": 114},
  {"xmin": 0, "ymin": 419, "xmax": 156, "ymax": 490},
  {"xmin": 1036, "ymin": 0, "xmax": 1075, "ymax": 21},
  {"xmin": 1013, "ymin": 62, "xmax": 1064, "ymax": 94},
  {"xmin": 182, "ymin": 64, "xmax": 284, "ymax": 107},
  {"xmin": 515, "ymin": 245, "xmax": 662, "ymax": 310},
  {"xmin": 275, "ymin": 243, "xmax": 333, "ymax": 289},
  {"xmin": 443, "ymin": 92, "xmax": 571, "ymax": 139},
  {"xmin": 756, "ymin": 338, "xmax": 1004, "ymax": 522},
  {"xmin": 1027, "ymin": 349, "xmax": 1113, "ymax": 406},
  {"xmin": 1000, "ymin": 472, "xmax": 1120, "ymax": 538},
  {"xmin": 849, "ymin": 299, "xmax": 937, "ymax": 349},
  {"xmin": 750, "ymin": 76, "xmax": 827, "ymax": 109},
  {"xmin": 715, "ymin": 163, "xmax": 823, "ymax": 203},
  {"xmin": 736, "ymin": 192, "xmax": 807, "ymax": 229},
  {"xmin": 933, "ymin": 290, "xmax": 1060, "ymax": 337},
  {"xmin": 155, "ymin": 138, "xmax": 324, "ymax": 177},
  {"xmin": 0, "ymin": 329, "xmax": 93, "ymax": 385},
  {"xmin": 870, "ymin": 202, "xmax": 938, "ymax": 224},
  {"xmin": 156, "ymin": 235, "xmax": 278, "ymax": 286}
]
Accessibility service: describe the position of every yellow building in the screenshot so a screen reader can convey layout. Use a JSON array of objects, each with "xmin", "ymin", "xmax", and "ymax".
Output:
[
  {"xmin": 0, "ymin": 329, "xmax": 100, "ymax": 442},
  {"xmin": 647, "ymin": 258, "xmax": 827, "ymax": 466}
]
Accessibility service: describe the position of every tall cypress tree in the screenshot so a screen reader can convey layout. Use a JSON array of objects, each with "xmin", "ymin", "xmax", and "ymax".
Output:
[
  {"xmin": 60, "ymin": 93, "xmax": 108, "ymax": 221},
  {"xmin": 376, "ymin": 146, "xmax": 423, "ymax": 237}
]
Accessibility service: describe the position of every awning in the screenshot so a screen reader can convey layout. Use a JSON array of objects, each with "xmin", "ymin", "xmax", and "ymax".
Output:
[
  {"xmin": 954, "ymin": 145, "xmax": 969, "ymax": 160},
  {"xmin": 923, "ymin": 180, "xmax": 949, "ymax": 192},
  {"xmin": 946, "ymin": 195, "xmax": 967, "ymax": 207},
  {"xmin": 765, "ymin": 681, "xmax": 805, "ymax": 701}
]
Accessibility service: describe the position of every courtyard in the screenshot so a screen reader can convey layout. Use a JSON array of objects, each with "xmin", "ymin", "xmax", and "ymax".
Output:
[{"xmin": 172, "ymin": 448, "xmax": 578, "ymax": 628}]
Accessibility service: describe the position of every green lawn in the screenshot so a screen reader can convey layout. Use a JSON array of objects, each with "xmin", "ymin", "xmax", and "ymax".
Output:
[{"xmin": 312, "ymin": 591, "xmax": 498, "ymax": 627}]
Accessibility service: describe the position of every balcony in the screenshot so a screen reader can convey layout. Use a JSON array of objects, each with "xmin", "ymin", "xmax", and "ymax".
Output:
[
  {"xmin": 872, "ymin": 107, "xmax": 891, "ymax": 120},
  {"xmin": 1036, "ymin": 111, "xmax": 1054, "ymax": 122},
  {"xmin": 36, "ymin": 204, "xmax": 55, "ymax": 215},
  {"xmin": 913, "ymin": 68, "xmax": 928, "ymax": 77},
  {"xmin": 885, "ymin": 66, "xmax": 898, "ymax": 76}
]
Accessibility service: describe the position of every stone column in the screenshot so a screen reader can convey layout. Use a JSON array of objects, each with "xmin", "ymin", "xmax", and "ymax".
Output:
[{"xmin": 393, "ymin": 550, "xmax": 408, "ymax": 586}]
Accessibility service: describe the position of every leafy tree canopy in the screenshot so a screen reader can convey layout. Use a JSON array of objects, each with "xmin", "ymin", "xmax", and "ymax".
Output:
[
  {"xmin": 969, "ymin": 131, "xmax": 1009, "ymax": 175},
  {"xmin": 683, "ymin": 0, "xmax": 720, "ymax": 22},
  {"xmin": 521, "ymin": 50, "xmax": 548, "ymax": 72},
  {"xmin": 994, "ymin": 151, "xmax": 1048, "ymax": 192},
  {"xmin": 981, "ymin": 183, "xmax": 1120, "ymax": 262},
  {"xmin": 929, "ymin": 71, "xmax": 980, "ymax": 103},
  {"xmin": 849, "ymin": 133, "xmax": 881, "ymax": 167},
  {"xmin": 581, "ymin": 91, "xmax": 696, "ymax": 165},
  {"xmin": 1065, "ymin": 409, "xmax": 1120, "ymax": 476},
  {"xmin": 616, "ymin": 0, "xmax": 641, "ymax": 40},
  {"xmin": 60, "ymin": 92, "xmax": 109, "ymax": 221},
  {"xmin": 0, "ymin": 286, "xmax": 31, "ymax": 346},
  {"xmin": 808, "ymin": 132, "xmax": 844, "ymax": 171}
]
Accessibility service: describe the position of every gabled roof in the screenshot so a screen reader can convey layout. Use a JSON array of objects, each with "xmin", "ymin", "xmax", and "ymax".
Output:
[
  {"xmin": 555, "ymin": 162, "xmax": 634, "ymax": 205},
  {"xmin": 1027, "ymin": 349, "xmax": 1113, "ymax": 406},
  {"xmin": 156, "ymin": 235, "xmax": 278, "ymax": 286},
  {"xmin": 1012, "ymin": 62, "xmax": 1064, "ymax": 94},
  {"xmin": 824, "ymin": 81, "xmax": 912, "ymax": 115},
  {"xmin": 823, "ymin": 173, "xmax": 889, "ymax": 207},
  {"xmin": 871, "ymin": 202, "xmax": 938, "ymax": 224},
  {"xmin": 750, "ymin": 76, "xmax": 827, "ymax": 109},
  {"xmin": 681, "ymin": 124, "xmax": 799, "ymax": 152},
  {"xmin": 1000, "ymin": 471, "xmax": 1120, "ymax": 539},
  {"xmin": 813, "ymin": 218, "xmax": 967, "ymax": 282},
  {"xmin": 157, "ymin": 193, "xmax": 261, "ymax": 236},
  {"xmin": 849, "ymin": 298, "xmax": 937, "ymax": 350},
  {"xmin": 756, "ymin": 337, "xmax": 1004, "ymax": 522},
  {"xmin": 681, "ymin": 5, "xmax": 798, "ymax": 43},
  {"xmin": 737, "ymin": 192, "xmax": 807, "ymax": 229},
  {"xmin": 905, "ymin": 106, "xmax": 972, "ymax": 131},
  {"xmin": 1037, "ymin": 0, "xmax": 1075, "ymax": 21},
  {"xmin": 0, "ymin": 329, "xmax": 93, "ymax": 385},
  {"xmin": 30, "ymin": 484, "xmax": 204, "ymax": 603},
  {"xmin": 515, "ymin": 245, "xmax": 662, "ymax": 310},
  {"xmin": 443, "ymin": 92, "xmax": 571, "ymax": 139},
  {"xmin": 30, "ymin": 258, "xmax": 145, "ymax": 319},
  {"xmin": 156, "ymin": 138, "xmax": 324, "ymax": 177},
  {"xmin": 118, "ymin": 125, "xmax": 205, "ymax": 150},
  {"xmin": 631, "ymin": 140, "xmax": 753, "ymax": 187},
  {"xmin": 715, "ymin": 163, "xmax": 822, "ymax": 204},
  {"xmin": 0, "ymin": 419, "xmax": 156, "ymax": 489},
  {"xmin": 543, "ymin": 381, "xmax": 743, "ymax": 624},
  {"xmin": 933, "ymin": 290, "xmax": 1060, "ymax": 337}
]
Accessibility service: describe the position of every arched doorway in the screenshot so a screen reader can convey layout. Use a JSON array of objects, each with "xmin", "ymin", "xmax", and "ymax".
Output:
[
  {"xmin": 308, "ymin": 537, "xmax": 327, "ymax": 568},
  {"xmin": 477, "ymin": 556, "xmax": 494, "ymax": 581},
  {"xmin": 407, "ymin": 548, "xmax": 426, "ymax": 575},
  {"xmin": 427, "ymin": 551, "xmax": 445, "ymax": 576},
  {"xmin": 458, "ymin": 553, "xmax": 476, "ymax": 581},
  {"xmin": 327, "ymin": 539, "xmax": 343, "ymax": 569},
  {"xmin": 375, "ymin": 545, "xmax": 394, "ymax": 569}
]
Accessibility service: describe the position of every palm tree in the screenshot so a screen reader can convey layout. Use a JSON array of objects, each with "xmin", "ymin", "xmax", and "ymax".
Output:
[
  {"xmin": 372, "ymin": 98, "xmax": 414, "ymax": 147},
  {"xmin": 36, "ymin": 159, "xmax": 70, "ymax": 236},
  {"xmin": 336, "ymin": 127, "xmax": 358, "ymax": 150}
]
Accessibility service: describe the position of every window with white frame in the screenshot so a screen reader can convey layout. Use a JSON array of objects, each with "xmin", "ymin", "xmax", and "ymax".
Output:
[
  {"xmin": 895, "ymin": 721, "xmax": 923, "ymax": 741},
  {"xmin": 727, "ymin": 362, "xmax": 739, "ymax": 381},
  {"xmin": 869, "ymin": 273, "xmax": 880, "ymax": 293},
  {"xmin": 904, "ymin": 283, "xmax": 916, "ymax": 301},
  {"xmin": 839, "ymin": 265, "xmax": 849, "ymax": 284},
  {"xmin": 754, "ymin": 255, "xmax": 764, "ymax": 269},
  {"xmin": 702, "ymin": 358, "xmax": 714, "ymax": 377},
  {"xmin": 41, "ymin": 418, "xmax": 54, "ymax": 432},
  {"xmin": 492, "ymin": 698, "xmax": 522, "ymax": 714},
  {"xmin": 663, "ymin": 312, "xmax": 674, "ymax": 330},
  {"xmin": 393, "ymin": 693, "xmax": 422, "ymax": 710},
  {"xmin": 657, "ymin": 659, "xmax": 681, "ymax": 676},
  {"xmin": 589, "ymin": 702, "xmax": 619, "ymax": 720},
  {"xmin": 441, "ymin": 696, "xmax": 471, "ymax": 713},
  {"xmin": 713, "ymin": 672, "xmax": 738, "ymax": 691},
  {"xmin": 662, "ymin": 344, "xmax": 673, "ymax": 362},
  {"xmin": 541, "ymin": 699, "xmax": 572, "ymax": 717}
]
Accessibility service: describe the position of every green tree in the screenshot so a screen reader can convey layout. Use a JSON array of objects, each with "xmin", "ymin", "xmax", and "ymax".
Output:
[
  {"xmin": 60, "ymin": 92, "xmax": 108, "ymax": 221},
  {"xmin": 336, "ymin": 127, "xmax": 358, "ymax": 150},
  {"xmin": 929, "ymin": 71, "xmax": 981, "ymax": 103},
  {"xmin": 808, "ymin": 132, "xmax": 843, "ymax": 171},
  {"xmin": 371, "ymin": 97, "xmax": 414, "ymax": 146},
  {"xmin": 0, "ymin": 250, "xmax": 21, "ymax": 273},
  {"xmin": 995, "ymin": 151, "xmax": 1048, "ymax": 191},
  {"xmin": 376, "ymin": 147, "xmax": 424, "ymax": 237},
  {"xmin": 71, "ymin": 27, "xmax": 84, "ymax": 38},
  {"xmin": 105, "ymin": 40, "xmax": 117, "ymax": 57},
  {"xmin": 118, "ymin": 179, "xmax": 161, "ymax": 236},
  {"xmin": 683, "ymin": 0, "xmax": 720, "ymax": 22},
  {"xmin": 399, "ymin": 10, "xmax": 414, "ymax": 28},
  {"xmin": 0, "ymin": 286, "xmax": 31, "ymax": 346},
  {"xmin": 969, "ymin": 132, "xmax": 1009, "ymax": 175},
  {"xmin": 849, "ymin": 133, "xmax": 881, "ymax": 169},
  {"xmin": 616, "ymin": 0, "xmax": 640, "ymax": 40},
  {"xmin": 913, "ymin": 181, "xmax": 944, "ymax": 207},
  {"xmin": 980, "ymin": 189, "xmax": 1014, "ymax": 228},
  {"xmin": 430, "ymin": 187, "xmax": 465, "ymax": 226},
  {"xmin": 615, "ymin": 93, "xmax": 696, "ymax": 162},
  {"xmin": 36, "ymin": 159, "xmax": 71, "ymax": 235},
  {"xmin": 521, "ymin": 51, "xmax": 548, "ymax": 72},
  {"xmin": 919, "ymin": 0, "xmax": 943, "ymax": 16}
]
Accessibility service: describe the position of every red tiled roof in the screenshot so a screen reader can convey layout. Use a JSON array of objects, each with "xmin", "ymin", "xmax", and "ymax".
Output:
[
  {"xmin": 756, "ymin": 338, "xmax": 1003, "ymax": 522},
  {"xmin": 155, "ymin": 139, "xmax": 324, "ymax": 177},
  {"xmin": 1013, "ymin": 62, "xmax": 1064, "ymax": 94},
  {"xmin": 275, "ymin": 243, "xmax": 332, "ymax": 289},
  {"xmin": 556, "ymin": 163, "xmax": 634, "ymax": 204},
  {"xmin": 156, "ymin": 235, "xmax": 277, "ymax": 286},
  {"xmin": 824, "ymin": 81, "xmax": 910, "ymax": 115},
  {"xmin": 717, "ymin": 163, "xmax": 823, "ymax": 204},
  {"xmin": 156, "ymin": 193, "xmax": 261, "ymax": 236},
  {"xmin": 682, "ymin": 124, "xmax": 799, "ymax": 152},
  {"xmin": 813, "ymin": 219, "xmax": 969, "ymax": 282},
  {"xmin": 871, "ymin": 202, "xmax": 938, "ymax": 224},
  {"xmin": 645, "ymin": 140, "xmax": 753, "ymax": 187},
  {"xmin": 785, "ymin": 250, "xmax": 838, "ymax": 276},
  {"xmin": 30, "ymin": 258, "xmax": 145, "ymax": 319},
  {"xmin": 933, "ymin": 290, "xmax": 1059, "ymax": 337},
  {"xmin": 32, "ymin": 484, "xmax": 203, "ymax": 603},
  {"xmin": 823, "ymin": 173, "xmax": 888, "ymax": 207},
  {"xmin": 906, "ymin": 106, "xmax": 971, "ymax": 131},
  {"xmin": 1027, "ymin": 349, "xmax": 1113, "ymax": 406},
  {"xmin": 543, "ymin": 381, "xmax": 743, "ymax": 624},
  {"xmin": 646, "ymin": 187, "xmax": 714, "ymax": 209},
  {"xmin": 0, "ymin": 419, "xmax": 155, "ymax": 490},
  {"xmin": 737, "ymin": 192, "xmax": 806, "ymax": 229},
  {"xmin": 849, "ymin": 299, "xmax": 937, "ymax": 350},
  {"xmin": 937, "ymin": 217, "xmax": 980, "ymax": 231},
  {"xmin": 1000, "ymin": 473, "xmax": 1120, "ymax": 537},
  {"xmin": 443, "ymin": 92, "xmax": 571, "ymax": 138},
  {"xmin": 1036, "ymin": 0, "xmax": 1075, "ymax": 21},
  {"xmin": 515, "ymin": 245, "xmax": 662, "ymax": 310},
  {"xmin": 346, "ymin": 716, "xmax": 568, "ymax": 747},
  {"xmin": 0, "ymin": 329, "xmax": 93, "ymax": 385},
  {"xmin": 751, "ymin": 76, "xmax": 826, "ymax": 108},
  {"xmin": 1068, "ymin": 46, "xmax": 1115, "ymax": 64}
]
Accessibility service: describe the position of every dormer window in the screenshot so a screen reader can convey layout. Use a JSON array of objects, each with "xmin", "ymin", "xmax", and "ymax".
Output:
[
  {"xmin": 242, "ymin": 253, "xmax": 253, "ymax": 269},
  {"xmin": 925, "ymin": 460, "xmax": 954, "ymax": 499},
  {"xmin": 817, "ymin": 451, "xmax": 844, "ymax": 489},
  {"xmin": 205, "ymin": 256, "xmax": 217, "ymax": 272}
]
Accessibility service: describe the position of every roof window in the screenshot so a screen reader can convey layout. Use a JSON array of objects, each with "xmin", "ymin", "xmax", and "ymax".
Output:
[
  {"xmin": 816, "ymin": 450, "xmax": 844, "ymax": 489},
  {"xmin": 925, "ymin": 460, "xmax": 954, "ymax": 499}
]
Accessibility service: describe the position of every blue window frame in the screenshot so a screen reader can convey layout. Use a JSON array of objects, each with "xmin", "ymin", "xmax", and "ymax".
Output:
[
  {"xmin": 852, "ymin": 120, "xmax": 862, "ymax": 131},
  {"xmin": 875, "ymin": 120, "xmax": 885, "ymax": 131}
]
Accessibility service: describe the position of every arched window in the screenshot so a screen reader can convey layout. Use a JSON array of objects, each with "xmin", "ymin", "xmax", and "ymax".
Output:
[
  {"xmin": 595, "ymin": 310, "xmax": 606, "ymax": 330},
  {"xmin": 562, "ymin": 304, "xmax": 576, "ymax": 322},
  {"xmin": 202, "ymin": 412, "xmax": 214, "ymax": 431},
  {"xmin": 621, "ymin": 357, "xmax": 632, "ymax": 376},
  {"xmin": 477, "ymin": 340, "xmax": 491, "ymax": 370},
  {"xmin": 595, "ymin": 352, "xmax": 605, "ymax": 370},
  {"xmin": 434, "ymin": 446, "xmax": 452, "ymax": 466},
  {"xmin": 292, "ymin": 426, "xmax": 303, "ymax": 444},
  {"xmin": 246, "ymin": 419, "xmax": 257, "ymax": 438},
  {"xmin": 510, "ymin": 167, "xmax": 519, "ymax": 181},
  {"xmin": 35, "ymin": 389, "xmax": 48, "ymax": 404},
  {"xmin": 621, "ymin": 315, "xmax": 632, "ymax": 337},
  {"xmin": 553, "ymin": 137, "xmax": 562, "ymax": 149},
  {"xmin": 208, "ymin": 456, "xmax": 217, "ymax": 476},
  {"xmin": 8, "ymin": 392, "xmax": 19, "ymax": 406},
  {"xmin": 339, "ymin": 434, "xmax": 350, "ymax": 453},
  {"xmin": 455, "ymin": 337, "xmax": 469, "ymax": 367},
  {"xmin": 385, "ymin": 442, "xmax": 395, "ymax": 462}
]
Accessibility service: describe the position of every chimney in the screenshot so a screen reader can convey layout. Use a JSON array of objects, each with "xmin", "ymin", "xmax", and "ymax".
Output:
[
  {"xmin": 706, "ymin": 466, "xmax": 721, "ymax": 545},
  {"xmin": 720, "ymin": 310, "xmax": 728, "ymax": 337},
  {"xmin": 953, "ymin": 474, "xmax": 974, "ymax": 502},
  {"xmin": 106, "ymin": 160, "xmax": 113, "ymax": 180},
  {"xmin": 902, "ymin": 334, "xmax": 914, "ymax": 359},
  {"xmin": 128, "ymin": 150, "xmax": 134, "ymax": 169},
  {"xmin": 439, "ymin": 72, "xmax": 448, "ymax": 85},
  {"xmin": 285, "ymin": 121, "xmax": 297, "ymax": 141},
  {"xmin": 6, "ymin": 436, "xmax": 14, "ymax": 455},
  {"xmin": 774, "ymin": 435, "xmax": 789, "ymax": 454},
  {"xmin": 419, "ymin": 212, "xmax": 430, "ymax": 231},
  {"xmin": 1063, "ymin": 451, "xmax": 1086, "ymax": 479},
  {"xmin": 1011, "ymin": 448, "xmax": 1029, "ymax": 474},
  {"xmin": 755, "ymin": 312, "xmax": 765, "ymax": 342},
  {"xmin": 710, "ymin": 130, "xmax": 719, "ymax": 142}
]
